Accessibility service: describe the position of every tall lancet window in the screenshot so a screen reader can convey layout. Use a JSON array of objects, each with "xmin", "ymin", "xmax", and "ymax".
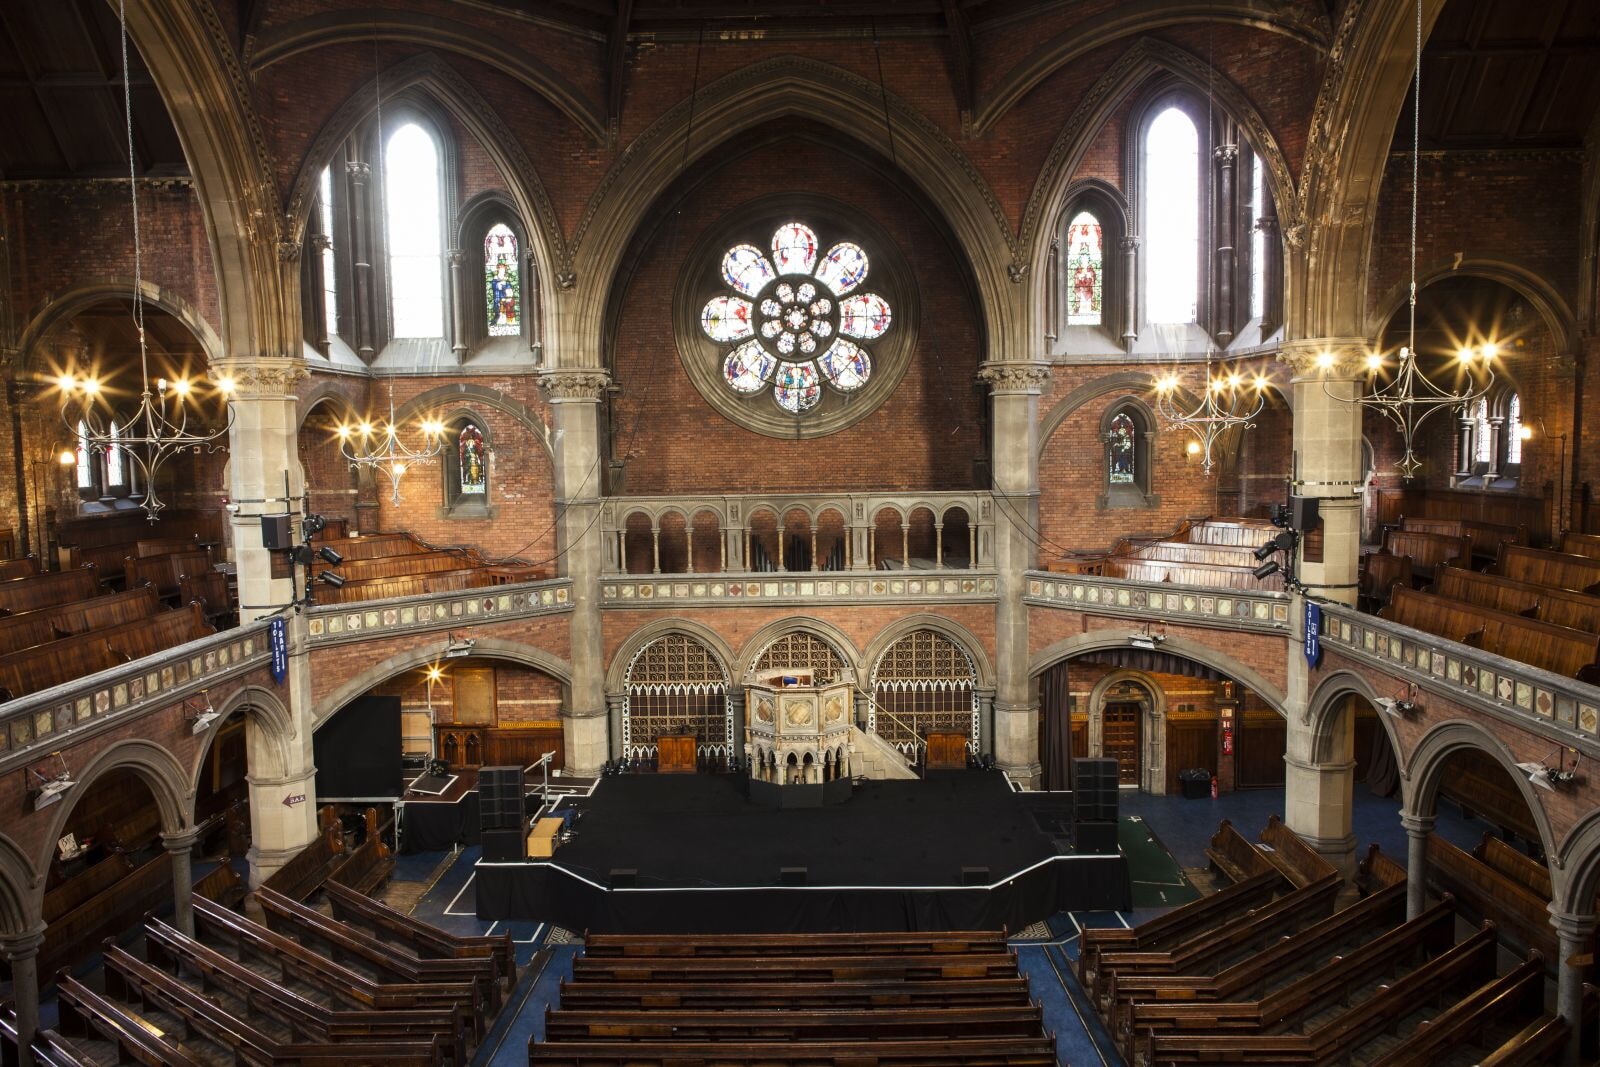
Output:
[
  {"xmin": 1250, "ymin": 159, "xmax": 1265, "ymax": 320},
  {"xmin": 1144, "ymin": 107, "xmax": 1200, "ymax": 325},
  {"xmin": 458, "ymin": 423, "xmax": 487, "ymax": 496},
  {"xmin": 106, "ymin": 420, "xmax": 125, "ymax": 487},
  {"xmin": 75, "ymin": 419, "xmax": 94, "ymax": 491},
  {"xmin": 484, "ymin": 223, "xmax": 520, "ymax": 337},
  {"xmin": 385, "ymin": 122, "xmax": 444, "ymax": 338},
  {"xmin": 1065, "ymin": 211, "xmax": 1103, "ymax": 326},
  {"xmin": 319, "ymin": 165, "xmax": 339, "ymax": 338}
]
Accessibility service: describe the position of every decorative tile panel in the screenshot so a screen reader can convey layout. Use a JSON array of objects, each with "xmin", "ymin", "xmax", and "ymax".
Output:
[
  {"xmin": 307, "ymin": 580, "xmax": 572, "ymax": 645},
  {"xmin": 1023, "ymin": 572, "xmax": 1291, "ymax": 633},
  {"xmin": 602, "ymin": 573, "xmax": 997, "ymax": 607}
]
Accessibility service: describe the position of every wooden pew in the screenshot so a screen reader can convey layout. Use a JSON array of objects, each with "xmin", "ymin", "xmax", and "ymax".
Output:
[
  {"xmin": 579, "ymin": 930, "xmax": 1008, "ymax": 959},
  {"xmin": 1359, "ymin": 551, "xmax": 1412, "ymax": 609},
  {"xmin": 1382, "ymin": 586, "xmax": 1600, "ymax": 680},
  {"xmin": 38, "ymin": 851, "xmax": 169, "ymax": 980},
  {"xmin": 142, "ymin": 917, "xmax": 467, "ymax": 1066},
  {"xmin": 528, "ymin": 1038, "xmax": 1060, "ymax": 1065},
  {"xmin": 1374, "ymin": 487, "xmax": 1548, "ymax": 547},
  {"xmin": 42, "ymin": 853, "xmax": 134, "ymax": 924},
  {"xmin": 1427, "ymin": 835, "xmax": 1558, "ymax": 966},
  {"xmin": 57, "ymin": 509, "xmax": 220, "ymax": 552},
  {"xmin": 179, "ymin": 569, "xmax": 232, "ymax": 626},
  {"xmin": 1402, "ymin": 515, "xmax": 1524, "ymax": 560},
  {"xmin": 0, "ymin": 568, "xmax": 98, "ymax": 615},
  {"xmin": 324, "ymin": 879, "xmax": 515, "ymax": 986},
  {"xmin": 1205, "ymin": 819, "xmax": 1278, "ymax": 884},
  {"xmin": 567, "ymin": 951, "xmax": 1023, "ymax": 987},
  {"xmin": 192, "ymin": 856, "xmax": 246, "ymax": 908},
  {"xmin": 67, "ymin": 536, "xmax": 208, "ymax": 589},
  {"xmin": 542, "ymin": 1005, "xmax": 1048, "ymax": 1043},
  {"xmin": 1134, "ymin": 921, "xmax": 1498, "ymax": 1066},
  {"xmin": 1561, "ymin": 531, "xmax": 1600, "ymax": 560},
  {"xmin": 0, "ymin": 602, "xmax": 214, "ymax": 701},
  {"xmin": 1436, "ymin": 564, "xmax": 1600, "ymax": 634},
  {"xmin": 1123, "ymin": 540, "xmax": 1263, "ymax": 567},
  {"xmin": 259, "ymin": 806, "xmax": 345, "ymax": 901},
  {"xmin": 192, "ymin": 894, "xmax": 484, "ymax": 1042},
  {"xmin": 316, "ymin": 532, "xmax": 429, "ymax": 560},
  {"xmin": 1497, "ymin": 544, "xmax": 1600, "ymax": 594},
  {"xmin": 1102, "ymin": 556, "xmax": 1283, "ymax": 592},
  {"xmin": 0, "ymin": 586, "xmax": 160, "ymax": 657},
  {"xmin": 101, "ymin": 943, "xmax": 446, "ymax": 1067},
  {"xmin": 333, "ymin": 550, "xmax": 484, "ymax": 582},
  {"xmin": 0, "ymin": 558, "xmax": 37, "ymax": 581},
  {"xmin": 313, "ymin": 568, "xmax": 492, "ymax": 605},
  {"xmin": 1381, "ymin": 528, "xmax": 1471, "ymax": 580},
  {"xmin": 1113, "ymin": 880, "xmax": 1408, "ymax": 1055},
  {"xmin": 1367, "ymin": 953, "xmax": 1546, "ymax": 1067},
  {"xmin": 1181, "ymin": 519, "xmax": 1280, "ymax": 547},
  {"xmin": 1079, "ymin": 868, "xmax": 1283, "ymax": 997},
  {"xmin": 52, "ymin": 972, "xmax": 205, "ymax": 1067},
  {"xmin": 311, "ymin": 517, "xmax": 351, "ymax": 541},
  {"xmin": 123, "ymin": 549, "xmax": 212, "ymax": 599},
  {"xmin": 255, "ymin": 885, "xmax": 504, "ymax": 1014},
  {"xmin": 1257, "ymin": 814, "xmax": 1339, "ymax": 888},
  {"xmin": 1474, "ymin": 832, "xmax": 1552, "ymax": 900},
  {"xmin": 1355, "ymin": 842, "xmax": 1408, "ymax": 893},
  {"xmin": 327, "ymin": 808, "xmax": 396, "ymax": 895},
  {"xmin": 555, "ymin": 977, "xmax": 1035, "ymax": 1013}
]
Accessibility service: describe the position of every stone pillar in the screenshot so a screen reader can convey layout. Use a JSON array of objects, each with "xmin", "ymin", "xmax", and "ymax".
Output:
[
  {"xmin": 1258, "ymin": 186, "xmax": 1281, "ymax": 337},
  {"xmin": 161, "ymin": 827, "xmax": 201, "ymax": 936},
  {"xmin": 1282, "ymin": 623, "xmax": 1356, "ymax": 877},
  {"xmin": 448, "ymin": 249, "xmax": 467, "ymax": 360},
  {"xmin": 1212, "ymin": 143, "xmax": 1239, "ymax": 346},
  {"xmin": 1, "ymin": 924, "xmax": 47, "ymax": 1066},
  {"xmin": 345, "ymin": 160, "xmax": 376, "ymax": 360},
  {"xmin": 1549, "ymin": 907, "xmax": 1597, "ymax": 1066},
  {"xmin": 728, "ymin": 690, "xmax": 746, "ymax": 763},
  {"xmin": 248, "ymin": 611, "xmax": 319, "ymax": 885},
  {"xmin": 1486, "ymin": 416, "xmax": 1505, "ymax": 481},
  {"xmin": 1043, "ymin": 241, "xmax": 1060, "ymax": 344},
  {"xmin": 212, "ymin": 360, "xmax": 308, "ymax": 623},
  {"xmin": 978, "ymin": 362, "xmax": 1051, "ymax": 782},
  {"xmin": 538, "ymin": 370, "xmax": 612, "ymax": 776},
  {"xmin": 1279, "ymin": 341, "xmax": 1365, "ymax": 605},
  {"xmin": 1400, "ymin": 810, "xmax": 1434, "ymax": 919},
  {"xmin": 975, "ymin": 688, "xmax": 996, "ymax": 757},
  {"xmin": 1120, "ymin": 237, "xmax": 1140, "ymax": 348},
  {"xmin": 307, "ymin": 234, "xmax": 332, "ymax": 359},
  {"xmin": 606, "ymin": 693, "xmax": 626, "ymax": 762}
]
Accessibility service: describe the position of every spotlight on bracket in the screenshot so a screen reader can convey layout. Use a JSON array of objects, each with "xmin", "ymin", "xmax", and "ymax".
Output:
[
  {"xmin": 318, "ymin": 570, "xmax": 345, "ymax": 588},
  {"xmin": 1252, "ymin": 560, "xmax": 1281, "ymax": 580},
  {"xmin": 29, "ymin": 753, "xmax": 76, "ymax": 811},
  {"xmin": 1376, "ymin": 696, "xmax": 1418, "ymax": 719},
  {"xmin": 186, "ymin": 690, "xmax": 220, "ymax": 734},
  {"xmin": 317, "ymin": 546, "xmax": 343, "ymax": 566},
  {"xmin": 445, "ymin": 636, "xmax": 477, "ymax": 658},
  {"xmin": 1517, "ymin": 748, "xmax": 1582, "ymax": 791}
]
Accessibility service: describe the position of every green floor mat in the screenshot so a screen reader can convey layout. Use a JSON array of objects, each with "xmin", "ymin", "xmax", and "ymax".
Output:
[{"xmin": 1120, "ymin": 815, "xmax": 1201, "ymax": 908}]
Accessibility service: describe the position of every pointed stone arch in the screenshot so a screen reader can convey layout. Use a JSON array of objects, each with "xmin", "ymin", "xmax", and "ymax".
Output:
[
  {"xmin": 0, "ymin": 832, "xmax": 40, "ymax": 934},
  {"xmin": 190, "ymin": 685, "xmax": 297, "ymax": 794},
  {"xmin": 1366, "ymin": 257, "xmax": 1579, "ymax": 356}
]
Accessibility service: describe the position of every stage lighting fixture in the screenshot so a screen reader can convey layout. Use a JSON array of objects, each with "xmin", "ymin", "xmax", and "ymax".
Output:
[
  {"xmin": 1253, "ymin": 539, "xmax": 1278, "ymax": 562},
  {"xmin": 1252, "ymin": 560, "xmax": 1281, "ymax": 580},
  {"xmin": 318, "ymin": 570, "xmax": 345, "ymax": 588},
  {"xmin": 317, "ymin": 546, "xmax": 343, "ymax": 565}
]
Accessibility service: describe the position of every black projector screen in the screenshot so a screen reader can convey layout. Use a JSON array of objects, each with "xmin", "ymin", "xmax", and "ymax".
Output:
[{"xmin": 315, "ymin": 695, "xmax": 402, "ymax": 799}]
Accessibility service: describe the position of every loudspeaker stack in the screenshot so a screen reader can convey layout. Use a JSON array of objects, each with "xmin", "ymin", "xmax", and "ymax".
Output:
[
  {"xmin": 1072, "ymin": 757, "xmax": 1120, "ymax": 854},
  {"xmin": 479, "ymin": 765, "xmax": 526, "ymax": 861}
]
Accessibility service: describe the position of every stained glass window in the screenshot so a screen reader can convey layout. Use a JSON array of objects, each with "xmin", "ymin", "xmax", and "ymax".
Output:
[
  {"xmin": 700, "ymin": 223, "xmax": 892, "ymax": 413},
  {"xmin": 1145, "ymin": 107, "xmax": 1200, "ymax": 325},
  {"xmin": 1250, "ymin": 159, "xmax": 1265, "ymax": 319},
  {"xmin": 484, "ymin": 223, "xmax": 520, "ymax": 337},
  {"xmin": 106, "ymin": 420, "xmax": 124, "ymax": 486},
  {"xmin": 1507, "ymin": 393, "xmax": 1523, "ymax": 464},
  {"xmin": 458, "ymin": 423, "xmax": 486, "ymax": 495},
  {"xmin": 75, "ymin": 420, "xmax": 93, "ymax": 491},
  {"xmin": 1065, "ymin": 211, "xmax": 1102, "ymax": 326},
  {"xmin": 1108, "ymin": 411, "xmax": 1137, "ymax": 484},
  {"xmin": 385, "ymin": 122, "xmax": 444, "ymax": 338},
  {"xmin": 319, "ymin": 166, "xmax": 338, "ymax": 339}
]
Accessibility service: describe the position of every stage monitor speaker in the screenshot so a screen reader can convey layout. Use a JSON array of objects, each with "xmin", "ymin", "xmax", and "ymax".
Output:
[
  {"xmin": 1072, "ymin": 758, "xmax": 1120, "ymax": 824},
  {"xmin": 260, "ymin": 514, "xmax": 293, "ymax": 551},
  {"xmin": 961, "ymin": 866, "xmax": 990, "ymax": 886},
  {"xmin": 1075, "ymin": 822, "xmax": 1119, "ymax": 854},
  {"xmin": 1291, "ymin": 495, "xmax": 1321, "ymax": 533},
  {"xmin": 478, "ymin": 766, "xmax": 525, "ymax": 832},
  {"xmin": 780, "ymin": 866, "xmax": 807, "ymax": 886},
  {"xmin": 609, "ymin": 868, "xmax": 637, "ymax": 889},
  {"xmin": 481, "ymin": 827, "xmax": 524, "ymax": 862}
]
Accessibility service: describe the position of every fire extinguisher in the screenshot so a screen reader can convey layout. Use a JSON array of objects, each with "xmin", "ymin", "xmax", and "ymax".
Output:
[{"xmin": 1210, "ymin": 774, "xmax": 1219, "ymax": 799}]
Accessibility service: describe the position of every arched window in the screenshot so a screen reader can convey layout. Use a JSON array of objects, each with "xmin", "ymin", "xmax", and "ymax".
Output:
[
  {"xmin": 1506, "ymin": 393, "xmax": 1523, "ymax": 465},
  {"xmin": 442, "ymin": 417, "xmax": 492, "ymax": 517},
  {"xmin": 1144, "ymin": 107, "xmax": 1199, "ymax": 325},
  {"xmin": 1107, "ymin": 411, "xmax": 1137, "ymax": 484},
  {"xmin": 74, "ymin": 420, "xmax": 95, "ymax": 494},
  {"xmin": 484, "ymin": 223, "xmax": 520, "ymax": 337},
  {"xmin": 1065, "ymin": 211, "xmax": 1103, "ymax": 326},
  {"xmin": 318, "ymin": 165, "xmax": 339, "ymax": 339},
  {"xmin": 105, "ymin": 420, "xmax": 125, "ymax": 489},
  {"xmin": 1101, "ymin": 401, "xmax": 1156, "ymax": 508},
  {"xmin": 1249, "ymin": 160, "xmax": 1265, "ymax": 320},
  {"xmin": 457, "ymin": 423, "xmax": 486, "ymax": 496},
  {"xmin": 869, "ymin": 629, "xmax": 979, "ymax": 757},
  {"xmin": 1471, "ymin": 396, "xmax": 1492, "ymax": 465},
  {"xmin": 385, "ymin": 122, "xmax": 444, "ymax": 338}
]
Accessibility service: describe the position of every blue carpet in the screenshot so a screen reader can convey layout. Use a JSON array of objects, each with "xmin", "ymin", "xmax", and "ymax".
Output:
[{"xmin": 391, "ymin": 850, "xmax": 447, "ymax": 882}]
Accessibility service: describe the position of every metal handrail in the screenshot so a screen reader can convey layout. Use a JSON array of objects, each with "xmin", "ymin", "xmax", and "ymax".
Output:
[{"xmin": 866, "ymin": 700, "xmax": 930, "ymax": 779}]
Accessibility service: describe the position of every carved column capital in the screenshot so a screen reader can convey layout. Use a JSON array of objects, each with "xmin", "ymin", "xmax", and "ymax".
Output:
[
  {"xmin": 0, "ymin": 923, "xmax": 47, "ymax": 961},
  {"xmin": 1119, "ymin": 235, "xmax": 1141, "ymax": 253},
  {"xmin": 1213, "ymin": 143, "xmax": 1240, "ymax": 165},
  {"xmin": 344, "ymin": 160, "xmax": 370, "ymax": 183},
  {"xmin": 977, "ymin": 362, "xmax": 1052, "ymax": 396},
  {"xmin": 537, "ymin": 369, "xmax": 612, "ymax": 402},
  {"xmin": 1277, "ymin": 338, "xmax": 1370, "ymax": 379},
  {"xmin": 212, "ymin": 359, "xmax": 310, "ymax": 398}
]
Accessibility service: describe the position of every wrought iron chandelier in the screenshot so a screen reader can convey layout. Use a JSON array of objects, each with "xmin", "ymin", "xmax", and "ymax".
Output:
[
  {"xmin": 54, "ymin": 0, "xmax": 235, "ymax": 522},
  {"xmin": 336, "ymin": 386, "xmax": 445, "ymax": 505},
  {"xmin": 1153, "ymin": 365, "xmax": 1268, "ymax": 475},
  {"xmin": 1319, "ymin": 0, "xmax": 1495, "ymax": 478}
]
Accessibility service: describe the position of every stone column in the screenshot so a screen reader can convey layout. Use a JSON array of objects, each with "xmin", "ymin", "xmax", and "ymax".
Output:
[
  {"xmin": 606, "ymin": 693, "xmax": 626, "ymax": 762},
  {"xmin": 1258, "ymin": 187, "xmax": 1281, "ymax": 336},
  {"xmin": 1400, "ymin": 810, "xmax": 1434, "ymax": 919},
  {"xmin": 345, "ymin": 160, "xmax": 376, "ymax": 360},
  {"xmin": 979, "ymin": 362, "xmax": 1051, "ymax": 782},
  {"xmin": 1486, "ymin": 416, "xmax": 1505, "ymax": 482},
  {"xmin": 1457, "ymin": 413, "xmax": 1476, "ymax": 478},
  {"xmin": 1279, "ymin": 341, "xmax": 1365, "ymax": 605},
  {"xmin": 538, "ymin": 370, "xmax": 612, "ymax": 776},
  {"xmin": 1043, "ymin": 241, "xmax": 1060, "ymax": 344},
  {"xmin": 448, "ymin": 249, "xmax": 467, "ymax": 360},
  {"xmin": 1212, "ymin": 143, "xmax": 1239, "ymax": 346},
  {"xmin": 1, "ymin": 924, "xmax": 47, "ymax": 1066},
  {"xmin": 307, "ymin": 234, "xmax": 332, "ymax": 358},
  {"xmin": 1549, "ymin": 907, "xmax": 1597, "ymax": 1065},
  {"xmin": 728, "ymin": 690, "xmax": 746, "ymax": 765},
  {"xmin": 1283, "ymin": 624, "xmax": 1356, "ymax": 877},
  {"xmin": 1120, "ymin": 237, "xmax": 1140, "ymax": 348},
  {"xmin": 248, "ymin": 611, "xmax": 319, "ymax": 885},
  {"xmin": 212, "ymin": 359, "xmax": 308, "ymax": 622},
  {"xmin": 161, "ymin": 826, "xmax": 202, "ymax": 936},
  {"xmin": 975, "ymin": 688, "xmax": 996, "ymax": 757}
]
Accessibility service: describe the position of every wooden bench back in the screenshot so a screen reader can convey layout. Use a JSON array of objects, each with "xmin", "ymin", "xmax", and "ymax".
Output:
[
  {"xmin": 1497, "ymin": 544, "xmax": 1600, "ymax": 594},
  {"xmin": 310, "ymin": 516, "xmax": 350, "ymax": 541},
  {"xmin": 57, "ymin": 509, "xmax": 221, "ymax": 551},
  {"xmin": 1258, "ymin": 815, "xmax": 1338, "ymax": 888},
  {"xmin": 1472, "ymin": 832, "xmax": 1552, "ymax": 901},
  {"xmin": 1402, "ymin": 515, "xmax": 1523, "ymax": 556},
  {"xmin": 317, "ymin": 531, "xmax": 430, "ymax": 560},
  {"xmin": 1383, "ymin": 586, "xmax": 1600, "ymax": 678},
  {"xmin": 0, "ymin": 602, "xmax": 212, "ymax": 700},
  {"xmin": 1182, "ymin": 519, "xmax": 1280, "ymax": 547},
  {"xmin": 334, "ymin": 550, "xmax": 481, "ymax": 582},
  {"xmin": 313, "ymin": 567, "xmax": 492, "ymax": 605},
  {"xmin": 1103, "ymin": 556, "xmax": 1283, "ymax": 591},
  {"xmin": 0, "ymin": 558, "xmax": 37, "ymax": 581},
  {"xmin": 132, "ymin": 537, "xmax": 209, "ymax": 559},
  {"xmin": 1125, "ymin": 540, "xmax": 1262, "ymax": 567},
  {"xmin": 0, "ymin": 568, "xmax": 98, "ymax": 615},
  {"xmin": 0, "ymin": 586, "xmax": 159, "ymax": 657},
  {"xmin": 124, "ymin": 549, "xmax": 212, "ymax": 597},
  {"xmin": 1360, "ymin": 552, "xmax": 1413, "ymax": 602},
  {"xmin": 1355, "ymin": 843, "xmax": 1407, "ymax": 893},
  {"xmin": 42, "ymin": 852, "xmax": 134, "ymax": 923},
  {"xmin": 1427, "ymin": 834, "xmax": 1556, "ymax": 966},
  {"xmin": 259, "ymin": 807, "xmax": 345, "ymax": 901},
  {"xmin": 1437, "ymin": 565, "xmax": 1600, "ymax": 634},
  {"xmin": 1561, "ymin": 531, "xmax": 1600, "ymax": 560},
  {"xmin": 1208, "ymin": 818, "xmax": 1278, "ymax": 882},
  {"xmin": 1381, "ymin": 529, "xmax": 1472, "ymax": 572}
]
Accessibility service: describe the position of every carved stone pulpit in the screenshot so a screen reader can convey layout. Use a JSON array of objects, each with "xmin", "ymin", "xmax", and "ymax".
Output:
[{"xmin": 744, "ymin": 671, "xmax": 854, "ymax": 807}]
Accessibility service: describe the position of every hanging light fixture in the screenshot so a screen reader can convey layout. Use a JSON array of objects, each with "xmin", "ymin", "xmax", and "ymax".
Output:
[
  {"xmin": 336, "ymin": 385, "xmax": 444, "ymax": 505},
  {"xmin": 53, "ymin": 0, "xmax": 235, "ymax": 522},
  {"xmin": 1152, "ymin": 365, "xmax": 1268, "ymax": 475},
  {"xmin": 1318, "ymin": 0, "xmax": 1494, "ymax": 479}
]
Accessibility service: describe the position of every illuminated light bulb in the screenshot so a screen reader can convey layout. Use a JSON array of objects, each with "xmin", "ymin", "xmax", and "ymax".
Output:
[
  {"xmin": 1457, "ymin": 346, "xmax": 1475, "ymax": 363},
  {"xmin": 421, "ymin": 419, "xmax": 443, "ymax": 436},
  {"xmin": 385, "ymin": 424, "xmax": 397, "ymax": 438},
  {"xmin": 1481, "ymin": 342, "xmax": 1499, "ymax": 360},
  {"xmin": 55, "ymin": 374, "xmax": 76, "ymax": 392},
  {"xmin": 81, "ymin": 378, "xmax": 101, "ymax": 396},
  {"xmin": 1211, "ymin": 378, "xmax": 1227, "ymax": 393},
  {"xmin": 1252, "ymin": 375, "xmax": 1270, "ymax": 391},
  {"xmin": 392, "ymin": 463, "xmax": 407, "ymax": 476},
  {"xmin": 1365, "ymin": 352, "xmax": 1384, "ymax": 371},
  {"xmin": 1518, "ymin": 425, "xmax": 1533, "ymax": 441},
  {"xmin": 171, "ymin": 378, "xmax": 191, "ymax": 396},
  {"xmin": 426, "ymin": 665, "xmax": 443, "ymax": 683},
  {"xmin": 1227, "ymin": 373, "xmax": 1242, "ymax": 389},
  {"xmin": 358, "ymin": 421, "xmax": 373, "ymax": 436},
  {"xmin": 58, "ymin": 449, "xmax": 76, "ymax": 466},
  {"xmin": 1186, "ymin": 441, "xmax": 1201, "ymax": 456},
  {"xmin": 336, "ymin": 425, "xmax": 351, "ymax": 439},
  {"xmin": 1315, "ymin": 351, "xmax": 1336, "ymax": 370},
  {"xmin": 216, "ymin": 375, "xmax": 237, "ymax": 395}
]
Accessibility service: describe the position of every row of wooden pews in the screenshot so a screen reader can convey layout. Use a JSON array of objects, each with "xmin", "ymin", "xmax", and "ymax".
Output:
[
  {"xmin": 1380, "ymin": 586, "xmax": 1600, "ymax": 681},
  {"xmin": 532, "ymin": 929, "xmax": 1057, "ymax": 1065},
  {"xmin": 1046, "ymin": 516, "xmax": 1287, "ymax": 592},
  {"xmin": 1083, "ymin": 818, "xmax": 1587, "ymax": 1066}
]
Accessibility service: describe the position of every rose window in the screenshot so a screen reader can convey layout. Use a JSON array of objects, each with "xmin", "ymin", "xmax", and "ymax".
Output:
[{"xmin": 699, "ymin": 222, "xmax": 893, "ymax": 414}]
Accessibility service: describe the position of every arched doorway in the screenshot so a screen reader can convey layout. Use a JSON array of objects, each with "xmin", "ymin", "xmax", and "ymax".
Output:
[{"xmin": 1098, "ymin": 680, "xmax": 1147, "ymax": 786}]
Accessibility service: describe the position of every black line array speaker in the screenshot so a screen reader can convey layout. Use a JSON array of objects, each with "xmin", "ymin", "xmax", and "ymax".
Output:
[
  {"xmin": 481, "ymin": 827, "xmax": 524, "ymax": 862},
  {"xmin": 961, "ymin": 866, "xmax": 991, "ymax": 886},
  {"xmin": 780, "ymin": 866, "xmax": 808, "ymax": 886},
  {"xmin": 478, "ymin": 765, "xmax": 525, "ymax": 832},
  {"xmin": 1072, "ymin": 758, "xmax": 1120, "ymax": 823}
]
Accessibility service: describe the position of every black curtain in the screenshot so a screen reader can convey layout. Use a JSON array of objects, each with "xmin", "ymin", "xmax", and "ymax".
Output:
[
  {"xmin": 1366, "ymin": 721, "xmax": 1400, "ymax": 797},
  {"xmin": 1041, "ymin": 662, "xmax": 1072, "ymax": 791}
]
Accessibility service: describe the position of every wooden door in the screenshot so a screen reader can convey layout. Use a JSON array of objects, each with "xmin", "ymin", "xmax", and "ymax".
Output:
[{"xmin": 1102, "ymin": 702, "xmax": 1141, "ymax": 785}]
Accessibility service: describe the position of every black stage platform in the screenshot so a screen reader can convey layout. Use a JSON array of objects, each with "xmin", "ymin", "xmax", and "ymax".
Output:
[{"xmin": 474, "ymin": 771, "xmax": 1130, "ymax": 933}]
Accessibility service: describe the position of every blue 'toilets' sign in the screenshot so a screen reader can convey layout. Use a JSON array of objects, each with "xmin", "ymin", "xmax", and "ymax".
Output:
[
  {"xmin": 1303, "ymin": 601, "xmax": 1322, "ymax": 669},
  {"xmin": 269, "ymin": 617, "xmax": 288, "ymax": 684}
]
